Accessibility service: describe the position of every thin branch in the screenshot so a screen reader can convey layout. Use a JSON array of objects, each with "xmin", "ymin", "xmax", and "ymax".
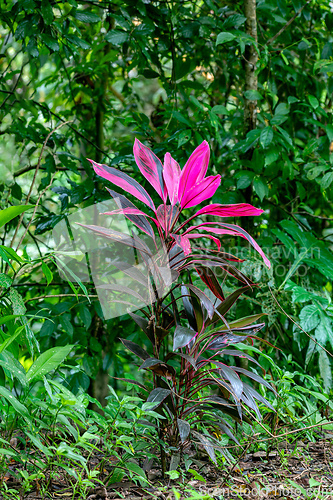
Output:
[
  {"xmin": 15, "ymin": 172, "xmax": 57, "ymax": 251},
  {"xmin": 9, "ymin": 121, "xmax": 72, "ymax": 250},
  {"xmin": 14, "ymin": 164, "xmax": 86, "ymax": 177},
  {"xmin": 266, "ymin": 0, "xmax": 312, "ymax": 46},
  {"xmin": 26, "ymin": 294, "xmax": 98, "ymax": 302},
  {"xmin": 295, "ymin": 211, "xmax": 333, "ymax": 221}
]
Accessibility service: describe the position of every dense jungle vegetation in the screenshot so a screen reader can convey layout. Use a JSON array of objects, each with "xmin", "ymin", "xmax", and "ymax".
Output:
[{"xmin": 0, "ymin": 0, "xmax": 333, "ymax": 498}]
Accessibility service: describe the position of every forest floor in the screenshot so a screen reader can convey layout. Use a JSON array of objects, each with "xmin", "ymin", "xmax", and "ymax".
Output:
[{"xmin": 1, "ymin": 434, "xmax": 333, "ymax": 499}]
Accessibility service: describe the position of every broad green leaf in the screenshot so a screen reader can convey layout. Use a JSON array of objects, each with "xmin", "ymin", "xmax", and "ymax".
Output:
[
  {"xmin": 26, "ymin": 345, "xmax": 74, "ymax": 383},
  {"xmin": 40, "ymin": 1, "xmax": 53, "ymax": 24},
  {"xmin": 56, "ymin": 442, "xmax": 86, "ymax": 466},
  {"xmin": 0, "ymin": 351, "xmax": 27, "ymax": 386},
  {"xmin": 178, "ymin": 130, "xmax": 192, "ymax": 148},
  {"xmin": 321, "ymin": 172, "xmax": 333, "ymax": 190},
  {"xmin": 0, "ymin": 314, "xmax": 21, "ymax": 326},
  {"xmin": 75, "ymin": 11, "xmax": 101, "ymax": 23},
  {"xmin": 260, "ymin": 127, "xmax": 273, "ymax": 148},
  {"xmin": 326, "ymin": 125, "xmax": 333, "ymax": 142},
  {"xmin": 0, "ymin": 246, "xmax": 24, "ymax": 263},
  {"xmin": 41, "ymin": 34, "xmax": 59, "ymax": 52},
  {"xmin": 299, "ymin": 305, "xmax": 320, "ymax": 332},
  {"xmin": 236, "ymin": 172, "xmax": 254, "ymax": 189},
  {"xmin": 253, "ymin": 178, "xmax": 268, "ymax": 201},
  {"xmin": 105, "ymin": 30, "xmax": 129, "ymax": 45},
  {"xmin": 288, "ymin": 96, "xmax": 299, "ymax": 104},
  {"xmin": 211, "ymin": 105, "xmax": 229, "ymax": 115},
  {"xmin": 26, "ymin": 432, "xmax": 52, "ymax": 457},
  {"xmin": 307, "ymin": 95, "xmax": 319, "ymax": 109},
  {"xmin": 0, "ymin": 205, "xmax": 34, "ymax": 228},
  {"xmin": 314, "ymin": 312, "xmax": 332, "ymax": 345},
  {"xmin": 0, "ymin": 386, "xmax": 30, "ymax": 421},
  {"xmin": 318, "ymin": 350, "xmax": 332, "ymax": 391},
  {"xmin": 244, "ymin": 90, "xmax": 263, "ymax": 100},
  {"xmin": 216, "ymin": 32, "xmax": 236, "ymax": 45},
  {"xmin": 0, "ymin": 324, "xmax": 26, "ymax": 354},
  {"xmin": 126, "ymin": 462, "xmax": 147, "ymax": 479},
  {"xmin": 66, "ymin": 35, "xmax": 91, "ymax": 50},
  {"xmin": 42, "ymin": 261, "xmax": 53, "ymax": 285}
]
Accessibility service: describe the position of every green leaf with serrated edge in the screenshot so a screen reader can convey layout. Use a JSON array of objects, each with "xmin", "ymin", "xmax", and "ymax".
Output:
[
  {"xmin": 9, "ymin": 288, "xmax": 26, "ymax": 315},
  {"xmin": 75, "ymin": 11, "xmax": 101, "ymax": 23},
  {"xmin": 299, "ymin": 304, "xmax": 320, "ymax": 332},
  {"xmin": 0, "ymin": 274, "xmax": 12, "ymax": 288},
  {"xmin": 105, "ymin": 30, "xmax": 129, "ymax": 45},
  {"xmin": 26, "ymin": 345, "xmax": 74, "ymax": 383}
]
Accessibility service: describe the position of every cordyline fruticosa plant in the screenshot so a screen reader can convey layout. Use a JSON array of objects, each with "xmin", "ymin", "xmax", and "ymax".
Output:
[{"xmin": 79, "ymin": 139, "xmax": 276, "ymax": 472}]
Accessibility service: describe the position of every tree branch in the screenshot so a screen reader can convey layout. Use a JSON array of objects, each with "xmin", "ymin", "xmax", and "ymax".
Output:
[{"xmin": 266, "ymin": 0, "xmax": 312, "ymax": 46}]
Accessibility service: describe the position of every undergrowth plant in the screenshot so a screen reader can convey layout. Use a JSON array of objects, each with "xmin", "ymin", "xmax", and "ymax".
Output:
[{"xmin": 81, "ymin": 139, "xmax": 277, "ymax": 474}]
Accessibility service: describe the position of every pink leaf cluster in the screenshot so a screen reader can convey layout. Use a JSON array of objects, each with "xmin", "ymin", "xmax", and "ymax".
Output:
[{"xmin": 88, "ymin": 139, "xmax": 270, "ymax": 268}]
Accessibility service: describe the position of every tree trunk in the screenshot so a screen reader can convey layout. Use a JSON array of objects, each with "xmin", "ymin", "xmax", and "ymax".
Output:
[{"xmin": 244, "ymin": 0, "xmax": 258, "ymax": 137}]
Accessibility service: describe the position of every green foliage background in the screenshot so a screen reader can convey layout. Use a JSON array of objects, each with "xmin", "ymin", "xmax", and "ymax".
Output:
[{"xmin": 1, "ymin": 0, "xmax": 333, "ymax": 398}]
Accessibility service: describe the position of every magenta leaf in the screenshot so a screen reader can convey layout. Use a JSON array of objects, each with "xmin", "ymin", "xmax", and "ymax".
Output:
[
  {"xmin": 89, "ymin": 159, "xmax": 156, "ymax": 211},
  {"xmin": 185, "ymin": 222, "xmax": 270, "ymax": 268},
  {"xmin": 180, "ymin": 175, "xmax": 221, "ymax": 209},
  {"xmin": 195, "ymin": 266, "xmax": 225, "ymax": 301},
  {"xmin": 178, "ymin": 141, "xmax": 210, "ymax": 200},
  {"xmin": 105, "ymin": 188, "xmax": 155, "ymax": 238},
  {"xmin": 133, "ymin": 138, "xmax": 167, "ymax": 202},
  {"xmin": 193, "ymin": 203, "xmax": 264, "ymax": 218},
  {"xmin": 76, "ymin": 223, "xmax": 152, "ymax": 255},
  {"xmin": 163, "ymin": 152, "xmax": 181, "ymax": 205}
]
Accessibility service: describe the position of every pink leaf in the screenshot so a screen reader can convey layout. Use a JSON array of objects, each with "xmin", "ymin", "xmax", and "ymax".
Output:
[
  {"xmin": 186, "ymin": 233, "xmax": 221, "ymax": 251},
  {"xmin": 89, "ymin": 159, "xmax": 155, "ymax": 211},
  {"xmin": 193, "ymin": 203, "xmax": 264, "ymax": 218},
  {"xmin": 105, "ymin": 189, "xmax": 155, "ymax": 238},
  {"xmin": 133, "ymin": 139, "xmax": 167, "ymax": 202},
  {"xmin": 172, "ymin": 234, "xmax": 192, "ymax": 256},
  {"xmin": 180, "ymin": 175, "xmax": 221, "ymax": 209},
  {"xmin": 156, "ymin": 204, "xmax": 177, "ymax": 232},
  {"xmin": 178, "ymin": 141, "xmax": 210, "ymax": 200},
  {"xmin": 185, "ymin": 222, "xmax": 271, "ymax": 268},
  {"xmin": 163, "ymin": 153, "xmax": 181, "ymax": 205}
]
